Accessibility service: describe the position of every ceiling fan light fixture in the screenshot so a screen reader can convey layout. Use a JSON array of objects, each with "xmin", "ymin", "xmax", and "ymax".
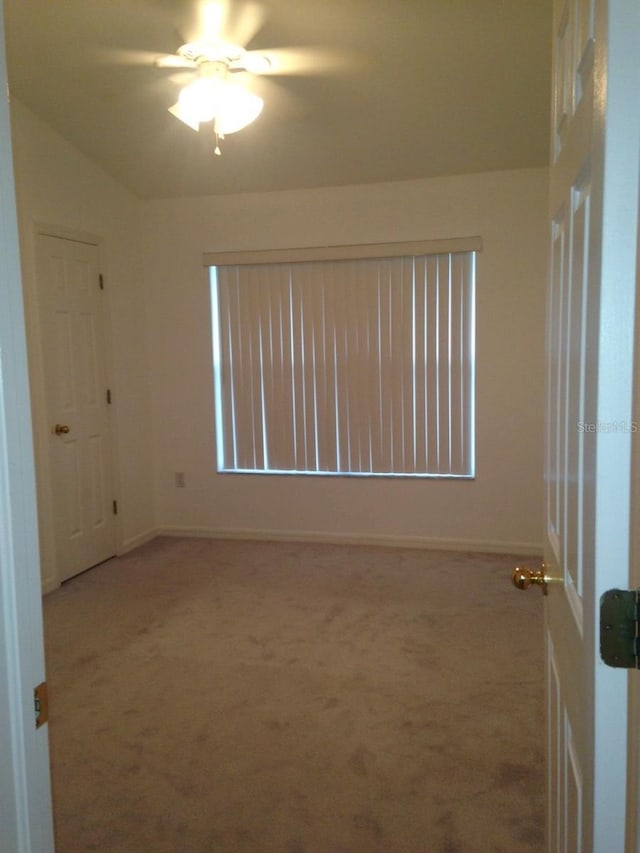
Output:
[
  {"xmin": 168, "ymin": 100, "xmax": 201, "ymax": 131},
  {"xmin": 175, "ymin": 77, "xmax": 220, "ymax": 126},
  {"xmin": 169, "ymin": 60, "xmax": 263, "ymax": 146},
  {"xmin": 213, "ymin": 84, "xmax": 263, "ymax": 134}
]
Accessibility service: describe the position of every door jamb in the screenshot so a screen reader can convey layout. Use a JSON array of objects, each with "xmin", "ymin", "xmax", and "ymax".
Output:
[{"xmin": 627, "ymin": 149, "xmax": 640, "ymax": 853}]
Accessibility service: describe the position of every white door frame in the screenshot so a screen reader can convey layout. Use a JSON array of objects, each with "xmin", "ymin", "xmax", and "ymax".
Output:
[
  {"xmin": 0, "ymin": 0, "xmax": 55, "ymax": 848},
  {"xmin": 627, "ymin": 147, "xmax": 640, "ymax": 853}
]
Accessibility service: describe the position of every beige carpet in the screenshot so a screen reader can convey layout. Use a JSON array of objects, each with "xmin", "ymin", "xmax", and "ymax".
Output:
[{"xmin": 43, "ymin": 537, "xmax": 545, "ymax": 852}]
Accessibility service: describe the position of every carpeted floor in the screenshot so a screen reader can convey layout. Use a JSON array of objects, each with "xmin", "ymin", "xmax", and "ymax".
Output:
[{"xmin": 43, "ymin": 536, "xmax": 545, "ymax": 852}]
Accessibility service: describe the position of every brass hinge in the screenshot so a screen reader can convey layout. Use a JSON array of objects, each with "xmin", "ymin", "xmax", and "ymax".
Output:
[
  {"xmin": 99, "ymin": 273, "xmax": 104, "ymax": 290},
  {"xmin": 34, "ymin": 682, "xmax": 49, "ymax": 729},
  {"xmin": 600, "ymin": 589, "xmax": 640, "ymax": 668},
  {"xmin": 112, "ymin": 499, "xmax": 118, "ymax": 515}
]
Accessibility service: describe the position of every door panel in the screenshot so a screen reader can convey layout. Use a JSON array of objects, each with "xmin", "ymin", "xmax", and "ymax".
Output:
[
  {"xmin": 36, "ymin": 234, "xmax": 116, "ymax": 582},
  {"xmin": 545, "ymin": 1, "xmax": 639, "ymax": 850}
]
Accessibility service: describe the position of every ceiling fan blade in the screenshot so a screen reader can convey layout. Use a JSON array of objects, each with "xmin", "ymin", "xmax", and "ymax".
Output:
[
  {"xmin": 155, "ymin": 54, "xmax": 198, "ymax": 69},
  {"xmin": 246, "ymin": 47, "xmax": 360, "ymax": 76},
  {"xmin": 93, "ymin": 47, "xmax": 166, "ymax": 67},
  {"xmin": 225, "ymin": 2, "xmax": 267, "ymax": 48},
  {"xmin": 167, "ymin": 71, "xmax": 196, "ymax": 86},
  {"xmin": 180, "ymin": 1, "xmax": 266, "ymax": 48},
  {"xmin": 192, "ymin": 0, "xmax": 227, "ymax": 43},
  {"xmin": 92, "ymin": 46, "xmax": 197, "ymax": 71}
]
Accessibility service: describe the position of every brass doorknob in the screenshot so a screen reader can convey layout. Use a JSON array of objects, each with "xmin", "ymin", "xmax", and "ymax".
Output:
[
  {"xmin": 53, "ymin": 423, "xmax": 70, "ymax": 435},
  {"xmin": 512, "ymin": 566, "xmax": 548, "ymax": 594}
]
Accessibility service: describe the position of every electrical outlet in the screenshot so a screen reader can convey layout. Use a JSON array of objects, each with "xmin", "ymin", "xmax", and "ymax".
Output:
[{"xmin": 175, "ymin": 472, "xmax": 186, "ymax": 488}]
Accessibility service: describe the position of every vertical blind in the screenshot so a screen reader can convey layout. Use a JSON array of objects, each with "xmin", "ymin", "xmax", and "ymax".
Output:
[{"xmin": 210, "ymin": 250, "xmax": 475, "ymax": 477}]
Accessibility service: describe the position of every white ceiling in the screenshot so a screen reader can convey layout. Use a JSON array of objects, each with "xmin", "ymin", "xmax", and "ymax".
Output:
[{"xmin": 4, "ymin": 0, "xmax": 552, "ymax": 200}]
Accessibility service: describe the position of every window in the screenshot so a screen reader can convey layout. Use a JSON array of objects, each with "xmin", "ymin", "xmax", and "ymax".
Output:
[{"xmin": 209, "ymin": 242, "xmax": 476, "ymax": 478}]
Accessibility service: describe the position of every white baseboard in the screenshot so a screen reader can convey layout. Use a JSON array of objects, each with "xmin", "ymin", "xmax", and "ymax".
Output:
[
  {"xmin": 118, "ymin": 528, "xmax": 159, "ymax": 555},
  {"xmin": 158, "ymin": 525, "xmax": 543, "ymax": 556}
]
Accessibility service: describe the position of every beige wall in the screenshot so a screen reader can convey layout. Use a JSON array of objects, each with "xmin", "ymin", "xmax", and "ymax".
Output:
[
  {"xmin": 144, "ymin": 167, "xmax": 548, "ymax": 552},
  {"xmin": 10, "ymin": 101, "xmax": 156, "ymax": 590},
  {"xmin": 10, "ymin": 95, "xmax": 548, "ymax": 562}
]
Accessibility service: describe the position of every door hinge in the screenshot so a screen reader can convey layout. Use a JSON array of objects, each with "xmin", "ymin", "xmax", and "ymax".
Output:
[
  {"xmin": 112, "ymin": 499, "xmax": 118, "ymax": 515},
  {"xmin": 34, "ymin": 682, "xmax": 49, "ymax": 729},
  {"xmin": 99, "ymin": 273, "xmax": 104, "ymax": 290},
  {"xmin": 600, "ymin": 589, "xmax": 640, "ymax": 668},
  {"xmin": 106, "ymin": 388, "xmax": 112, "ymax": 404}
]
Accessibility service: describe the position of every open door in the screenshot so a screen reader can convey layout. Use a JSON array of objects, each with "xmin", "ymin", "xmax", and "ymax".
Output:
[
  {"xmin": 537, "ymin": 1, "xmax": 639, "ymax": 850},
  {"xmin": 0, "ymin": 0, "xmax": 55, "ymax": 849}
]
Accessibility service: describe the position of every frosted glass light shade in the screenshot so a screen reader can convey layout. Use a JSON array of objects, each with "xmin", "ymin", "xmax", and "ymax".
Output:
[
  {"xmin": 214, "ymin": 85, "xmax": 263, "ymax": 134},
  {"xmin": 170, "ymin": 77, "xmax": 263, "ymax": 134}
]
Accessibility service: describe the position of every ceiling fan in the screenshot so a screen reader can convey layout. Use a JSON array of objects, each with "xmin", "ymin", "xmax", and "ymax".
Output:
[
  {"xmin": 148, "ymin": 0, "xmax": 352, "ymax": 155},
  {"xmin": 161, "ymin": 45, "xmax": 268, "ymax": 153}
]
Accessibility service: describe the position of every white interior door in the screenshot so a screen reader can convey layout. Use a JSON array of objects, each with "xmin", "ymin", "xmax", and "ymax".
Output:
[
  {"xmin": 36, "ymin": 233, "xmax": 116, "ymax": 582},
  {"xmin": 0, "ymin": 0, "xmax": 54, "ymax": 847},
  {"xmin": 545, "ymin": 1, "xmax": 639, "ymax": 850}
]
